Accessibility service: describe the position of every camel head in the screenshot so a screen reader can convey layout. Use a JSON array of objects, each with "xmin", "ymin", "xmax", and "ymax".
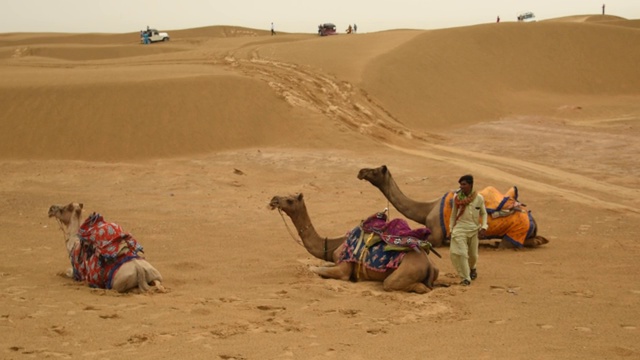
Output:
[
  {"xmin": 269, "ymin": 193, "xmax": 305, "ymax": 217},
  {"xmin": 357, "ymin": 165, "xmax": 389, "ymax": 188},
  {"xmin": 48, "ymin": 202, "xmax": 83, "ymax": 227}
]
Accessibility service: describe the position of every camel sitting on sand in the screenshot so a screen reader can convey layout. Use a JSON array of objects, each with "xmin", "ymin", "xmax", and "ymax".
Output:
[
  {"xmin": 357, "ymin": 165, "xmax": 549, "ymax": 248},
  {"xmin": 269, "ymin": 193, "xmax": 439, "ymax": 294},
  {"xmin": 48, "ymin": 203, "xmax": 165, "ymax": 293}
]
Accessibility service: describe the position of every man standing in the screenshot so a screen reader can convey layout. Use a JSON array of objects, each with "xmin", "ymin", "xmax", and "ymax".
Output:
[
  {"xmin": 602, "ymin": 4, "xmax": 606, "ymax": 15},
  {"xmin": 271, "ymin": 22, "xmax": 276, "ymax": 35},
  {"xmin": 449, "ymin": 174, "xmax": 488, "ymax": 286}
]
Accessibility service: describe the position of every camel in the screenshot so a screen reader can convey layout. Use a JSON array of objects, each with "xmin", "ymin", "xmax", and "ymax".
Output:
[
  {"xmin": 48, "ymin": 202, "xmax": 165, "ymax": 293},
  {"xmin": 269, "ymin": 193, "xmax": 439, "ymax": 294},
  {"xmin": 357, "ymin": 165, "xmax": 549, "ymax": 248}
]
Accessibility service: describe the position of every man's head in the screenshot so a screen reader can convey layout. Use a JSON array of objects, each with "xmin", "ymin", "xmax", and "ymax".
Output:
[{"xmin": 458, "ymin": 174, "xmax": 474, "ymax": 195}]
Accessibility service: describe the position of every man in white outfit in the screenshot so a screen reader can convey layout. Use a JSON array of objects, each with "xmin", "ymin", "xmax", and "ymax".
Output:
[{"xmin": 449, "ymin": 174, "xmax": 488, "ymax": 286}]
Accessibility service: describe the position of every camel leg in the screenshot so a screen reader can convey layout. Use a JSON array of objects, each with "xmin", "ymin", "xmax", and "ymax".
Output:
[
  {"xmin": 382, "ymin": 253, "xmax": 431, "ymax": 294},
  {"xmin": 151, "ymin": 280, "xmax": 166, "ymax": 293},
  {"xmin": 310, "ymin": 262, "xmax": 353, "ymax": 281},
  {"xmin": 524, "ymin": 235, "xmax": 549, "ymax": 248},
  {"xmin": 383, "ymin": 271, "xmax": 431, "ymax": 293}
]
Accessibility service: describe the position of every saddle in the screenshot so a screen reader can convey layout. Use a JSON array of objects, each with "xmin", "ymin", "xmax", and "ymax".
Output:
[{"xmin": 338, "ymin": 211, "xmax": 434, "ymax": 272}]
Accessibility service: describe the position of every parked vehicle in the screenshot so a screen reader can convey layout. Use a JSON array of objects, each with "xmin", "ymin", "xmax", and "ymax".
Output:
[
  {"xmin": 140, "ymin": 28, "xmax": 170, "ymax": 43},
  {"xmin": 318, "ymin": 23, "xmax": 337, "ymax": 36},
  {"xmin": 517, "ymin": 12, "xmax": 536, "ymax": 22}
]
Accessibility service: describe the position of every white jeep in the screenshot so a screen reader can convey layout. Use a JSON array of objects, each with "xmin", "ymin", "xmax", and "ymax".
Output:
[{"xmin": 141, "ymin": 29, "xmax": 170, "ymax": 43}]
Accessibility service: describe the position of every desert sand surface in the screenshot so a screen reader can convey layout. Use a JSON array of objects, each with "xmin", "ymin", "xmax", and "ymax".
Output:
[{"xmin": 1, "ymin": 14, "xmax": 640, "ymax": 360}]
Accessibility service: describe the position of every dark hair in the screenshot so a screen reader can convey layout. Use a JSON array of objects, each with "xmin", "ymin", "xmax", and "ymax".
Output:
[{"xmin": 458, "ymin": 174, "xmax": 474, "ymax": 185}]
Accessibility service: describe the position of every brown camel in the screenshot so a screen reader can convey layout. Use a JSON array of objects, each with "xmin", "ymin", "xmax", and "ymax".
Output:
[
  {"xmin": 48, "ymin": 203, "xmax": 165, "ymax": 293},
  {"xmin": 357, "ymin": 165, "xmax": 549, "ymax": 248},
  {"xmin": 269, "ymin": 193, "xmax": 439, "ymax": 293}
]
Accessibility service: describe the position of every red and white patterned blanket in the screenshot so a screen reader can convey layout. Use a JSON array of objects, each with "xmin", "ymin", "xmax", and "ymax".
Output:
[{"xmin": 70, "ymin": 213, "xmax": 143, "ymax": 289}]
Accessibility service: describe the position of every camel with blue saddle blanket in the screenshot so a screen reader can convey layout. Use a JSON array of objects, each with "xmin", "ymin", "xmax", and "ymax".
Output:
[
  {"xmin": 270, "ymin": 193, "xmax": 439, "ymax": 293},
  {"xmin": 358, "ymin": 165, "xmax": 549, "ymax": 249}
]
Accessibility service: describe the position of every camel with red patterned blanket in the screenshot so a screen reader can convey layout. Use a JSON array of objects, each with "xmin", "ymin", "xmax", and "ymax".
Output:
[
  {"xmin": 48, "ymin": 202, "xmax": 165, "ymax": 293},
  {"xmin": 269, "ymin": 193, "xmax": 439, "ymax": 293},
  {"xmin": 357, "ymin": 165, "xmax": 549, "ymax": 249}
]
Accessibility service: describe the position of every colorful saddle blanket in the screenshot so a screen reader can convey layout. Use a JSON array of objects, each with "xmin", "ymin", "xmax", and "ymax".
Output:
[
  {"xmin": 70, "ymin": 213, "xmax": 143, "ymax": 289},
  {"xmin": 439, "ymin": 186, "xmax": 536, "ymax": 247},
  {"xmin": 339, "ymin": 212, "xmax": 432, "ymax": 272}
]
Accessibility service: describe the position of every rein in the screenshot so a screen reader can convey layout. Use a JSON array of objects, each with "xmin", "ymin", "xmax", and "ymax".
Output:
[
  {"xmin": 277, "ymin": 208, "xmax": 331, "ymax": 261},
  {"xmin": 54, "ymin": 218, "xmax": 70, "ymax": 244}
]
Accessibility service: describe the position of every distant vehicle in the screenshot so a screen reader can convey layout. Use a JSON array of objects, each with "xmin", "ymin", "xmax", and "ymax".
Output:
[
  {"xmin": 318, "ymin": 23, "xmax": 337, "ymax": 36},
  {"xmin": 517, "ymin": 12, "xmax": 536, "ymax": 22},
  {"xmin": 140, "ymin": 28, "xmax": 170, "ymax": 43}
]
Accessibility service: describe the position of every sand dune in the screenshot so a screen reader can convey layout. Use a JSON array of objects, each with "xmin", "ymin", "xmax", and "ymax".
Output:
[
  {"xmin": 1, "ymin": 18, "xmax": 638, "ymax": 160},
  {"xmin": 1, "ymin": 15, "xmax": 639, "ymax": 360}
]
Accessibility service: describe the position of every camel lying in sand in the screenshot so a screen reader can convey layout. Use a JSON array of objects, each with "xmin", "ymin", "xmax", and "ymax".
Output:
[
  {"xmin": 358, "ymin": 165, "xmax": 549, "ymax": 248},
  {"xmin": 269, "ymin": 193, "xmax": 439, "ymax": 293},
  {"xmin": 48, "ymin": 203, "xmax": 165, "ymax": 293}
]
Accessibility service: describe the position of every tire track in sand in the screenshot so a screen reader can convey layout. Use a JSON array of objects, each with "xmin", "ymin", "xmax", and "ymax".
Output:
[{"xmin": 384, "ymin": 142, "xmax": 640, "ymax": 214}]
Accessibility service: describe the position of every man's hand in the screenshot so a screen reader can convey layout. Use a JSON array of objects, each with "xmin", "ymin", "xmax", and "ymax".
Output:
[{"xmin": 479, "ymin": 229, "xmax": 487, "ymax": 239}]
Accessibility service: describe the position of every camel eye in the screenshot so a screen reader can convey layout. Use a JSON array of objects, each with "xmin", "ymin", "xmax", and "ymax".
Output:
[{"xmin": 287, "ymin": 199, "xmax": 293, "ymax": 205}]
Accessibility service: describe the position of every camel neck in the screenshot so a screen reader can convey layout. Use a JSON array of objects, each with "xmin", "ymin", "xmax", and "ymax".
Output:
[
  {"xmin": 287, "ymin": 206, "xmax": 344, "ymax": 262},
  {"xmin": 63, "ymin": 216, "xmax": 82, "ymax": 254},
  {"xmin": 380, "ymin": 173, "xmax": 438, "ymax": 224}
]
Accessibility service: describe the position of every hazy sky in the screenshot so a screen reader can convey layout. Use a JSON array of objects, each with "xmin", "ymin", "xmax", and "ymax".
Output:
[{"xmin": 2, "ymin": 0, "xmax": 639, "ymax": 34}]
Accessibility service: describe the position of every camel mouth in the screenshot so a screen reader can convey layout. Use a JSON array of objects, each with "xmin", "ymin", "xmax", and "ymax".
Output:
[
  {"xmin": 356, "ymin": 169, "xmax": 367, "ymax": 180},
  {"xmin": 48, "ymin": 205, "xmax": 61, "ymax": 218},
  {"xmin": 268, "ymin": 198, "xmax": 281, "ymax": 210}
]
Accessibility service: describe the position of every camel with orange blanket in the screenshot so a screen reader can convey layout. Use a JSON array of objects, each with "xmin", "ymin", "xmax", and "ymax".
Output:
[{"xmin": 357, "ymin": 165, "xmax": 549, "ymax": 248}]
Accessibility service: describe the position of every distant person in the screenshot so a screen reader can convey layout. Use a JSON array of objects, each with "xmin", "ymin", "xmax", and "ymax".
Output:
[
  {"xmin": 271, "ymin": 22, "xmax": 276, "ymax": 35},
  {"xmin": 497, "ymin": 16, "xmax": 500, "ymax": 23},
  {"xmin": 346, "ymin": 24, "xmax": 352, "ymax": 34},
  {"xmin": 449, "ymin": 174, "xmax": 488, "ymax": 286},
  {"xmin": 602, "ymin": 3, "xmax": 606, "ymax": 15},
  {"xmin": 354, "ymin": 23, "xmax": 358, "ymax": 33},
  {"xmin": 142, "ymin": 31, "xmax": 150, "ymax": 44}
]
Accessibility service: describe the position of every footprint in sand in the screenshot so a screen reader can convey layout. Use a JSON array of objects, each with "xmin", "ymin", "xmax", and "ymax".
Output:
[
  {"xmin": 577, "ymin": 224, "xmax": 591, "ymax": 235},
  {"xmin": 338, "ymin": 309, "xmax": 360, "ymax": 317},
  {"xmin": 564, "ymin": 290, "xmax": 594, "ymax": 298},
  {"xmin": 490, "ymin": 319, "xmax": 507, "ymax": 325},
  {"xmin": 366, "ymin": 327, "xmax": 388, "ymax": 335},
  {"xmin": 219, "ymin": 354, "xmax": 247, "ymax": 360},
  {"xmin": 574, "ymin": 326, "xmax": 592, "ymax": 332},
  {"xmin": 537, "ymin": 324, "xmax": 554, "ymax": 330},
  {"xmin": 621, "ymin": 325, "xmax": 636, "ymax": 330}
]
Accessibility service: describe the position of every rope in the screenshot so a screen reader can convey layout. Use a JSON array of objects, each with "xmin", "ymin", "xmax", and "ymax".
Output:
[
  {"xmin": 55, "ymin": 217, "xmax": 68, "ymax": 243},
  {"xmin": 356, "ymin": 232, "xmax": 375, "ymax": 281},
  {"xmin": 277, "ymin": 209, "xmax": 304, "ymax": 247},
  {"xmin": 277, "ymin": 209, "xmax": 331, "ymax": 261}
]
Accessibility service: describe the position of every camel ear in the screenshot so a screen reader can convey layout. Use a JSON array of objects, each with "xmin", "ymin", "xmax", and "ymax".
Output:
[
  {"xmin": 297, "ymin": 193, "xmax": 304, "ymax": 200},
  {"xmin": 381, "ymin": 165, "xmax": 388, "ymax": 173},
  {"xmin": 79, "ymin": 203, "xmax": 84, "ymax": 209}
]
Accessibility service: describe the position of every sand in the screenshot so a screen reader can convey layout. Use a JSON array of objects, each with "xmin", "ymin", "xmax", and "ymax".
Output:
[{"xmin": 1, "ymin": 14, "xmax": 639, "ymax": 359}]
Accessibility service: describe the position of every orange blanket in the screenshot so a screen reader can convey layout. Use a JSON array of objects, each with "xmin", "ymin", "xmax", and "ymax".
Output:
[{"xmin": 440, "ymin": 186, "xmax": 536, "ymax": 247}]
